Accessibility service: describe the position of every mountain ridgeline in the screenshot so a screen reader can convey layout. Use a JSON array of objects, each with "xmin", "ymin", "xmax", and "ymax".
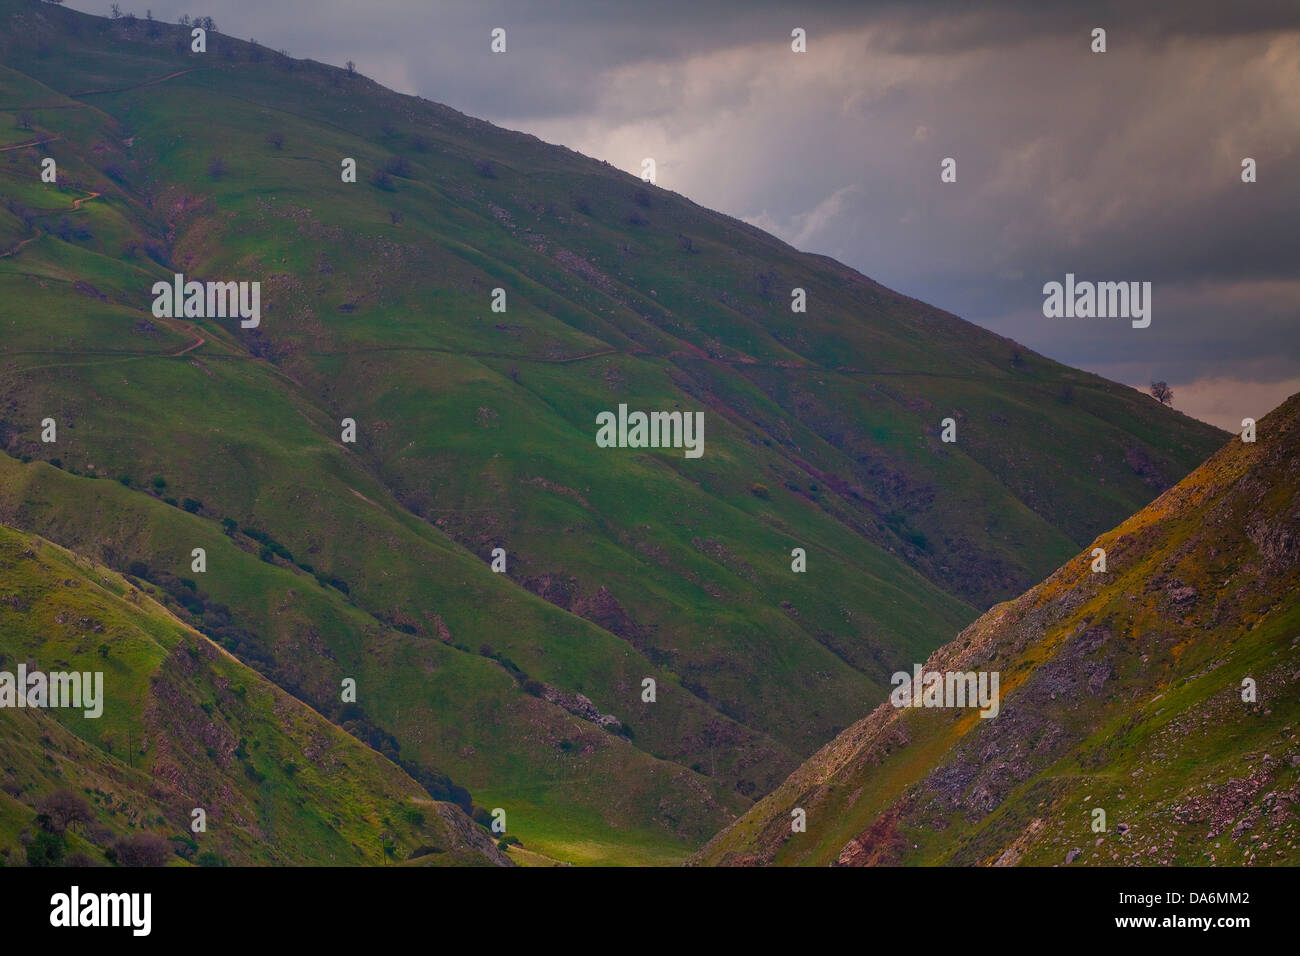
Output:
[
  {"xmin": 0, "ymin": 0, "xmax": 1227, "ymax": 863},
  {"xmin": 696, "ymin": 392, "xmax": 1300, "ymax": 867}
]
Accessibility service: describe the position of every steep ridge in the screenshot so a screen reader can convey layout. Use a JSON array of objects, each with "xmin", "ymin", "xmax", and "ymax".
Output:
[
  {"xmin": 0, "ymin": 522, "xmax": 508, "ymax": 867},
  {"xmin": 0, "ymin": 0, "xmax": 1226, "ymax": 861},
  {"xmin": 695, "ymin": 393, "xmax": 1300, "ymax": 866}
]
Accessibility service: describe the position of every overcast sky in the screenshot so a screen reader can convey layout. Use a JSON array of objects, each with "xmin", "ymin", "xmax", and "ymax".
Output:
[{"xmin": 76, "ymin": 0, "xmax": 1300, "ymax": 429}]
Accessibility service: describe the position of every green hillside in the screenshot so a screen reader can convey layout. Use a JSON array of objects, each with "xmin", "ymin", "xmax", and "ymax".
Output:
[
  {"xmin": 695, "ymin": 392, "xmax": 1300, "ymax": 866},
  {"xmin": 0, "ymin": 521, "xmax": 509, "ymax": 867},
  {"xmin": 0, "ymin": 0, "xmax": 1226, "ymax": 863}
]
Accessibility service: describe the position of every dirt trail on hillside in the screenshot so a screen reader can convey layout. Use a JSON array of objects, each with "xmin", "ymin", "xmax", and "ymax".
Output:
[
  {"xmin": 70, "ymin": 68, "xmax": 197, "ymax": 97},
  {"xmin": 0, "ymin": 187, "xmax": 101, "ymax": 258},
  {"xmin": 316, "ymin": 344, "xmax": 619, "ymax": 364},
  {"xmin": 169, "ymin": 332, "xmax": 206, "ymax": 355},
  {"xmin": 0, "ymin": 234, "xmax": 40, "ymax": 259},
  {"xmin": 0, "ymin": 133, "xmax": 60, "ymax": 152}
]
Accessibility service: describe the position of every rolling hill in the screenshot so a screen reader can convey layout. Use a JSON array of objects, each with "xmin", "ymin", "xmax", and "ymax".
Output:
[
  {"xmin": 0, "ymin": 0, "xmax": 1228, "ymax": 863},
  {"xmin": 694, "ymin": 392, "xmax": 1300, "ymax": 866},
  {"xmin": 0, "ymin": 520, "xmax": 509, "ymax": 867}
]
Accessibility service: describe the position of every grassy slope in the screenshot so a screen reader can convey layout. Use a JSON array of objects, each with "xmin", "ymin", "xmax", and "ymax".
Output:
[
  {"xmin": 0, "ymin": 521, "xmax": 508, "ymax": 867},
  {"xmin": 0, "ymin": 1, "xmax": 1228, "ymax": 862},
  {"xmin": 696, "ymin": 392, "xmax": 1300, "ymax": 866},
  {"xmin": 0, "ymin": 457, "xmax": 752, "ymax": 865}
]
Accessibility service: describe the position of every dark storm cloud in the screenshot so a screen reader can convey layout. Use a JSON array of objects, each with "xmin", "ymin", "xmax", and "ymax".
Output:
[
  {"xmin": 73, "ymin": 1, "xmax": 1300, "ymax": 428},
  {"xmin": 857, "ymin": 0, "xmax": 1300, "ymax": 53}
]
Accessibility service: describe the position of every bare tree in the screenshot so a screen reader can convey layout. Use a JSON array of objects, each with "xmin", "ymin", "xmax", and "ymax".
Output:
[
  {"xmin": 698, "ymin": 718, "xmax": 725, "ymax": 777},
  {"xmin": 36, "ymin": 790, "xmax": 93, "ymax": 835},
  {"xmin": 345, "ymin": 60, "xmax": 356, "ymax": 76},
  {"xmin": 1150, "ymin": 381, "xmax": 1173, "ymax": 406}
]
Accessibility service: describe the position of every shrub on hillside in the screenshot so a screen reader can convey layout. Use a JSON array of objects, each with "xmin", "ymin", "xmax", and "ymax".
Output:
[
  {"xmin": 111, "ymin": 832, "xmax": 173, "ymax": 867},
  {"xmin": 169, "ymin": 835, "xmax": 198, "ymax": 861},
  {"xmin": 25, "ymin": 828, "xmax": 66, "ymax": 867}
]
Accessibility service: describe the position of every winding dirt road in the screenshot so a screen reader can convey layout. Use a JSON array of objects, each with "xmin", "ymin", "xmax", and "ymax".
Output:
[{"xmin": 0, "ymin": 188, "xmax": 101, "ymax": 258}]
